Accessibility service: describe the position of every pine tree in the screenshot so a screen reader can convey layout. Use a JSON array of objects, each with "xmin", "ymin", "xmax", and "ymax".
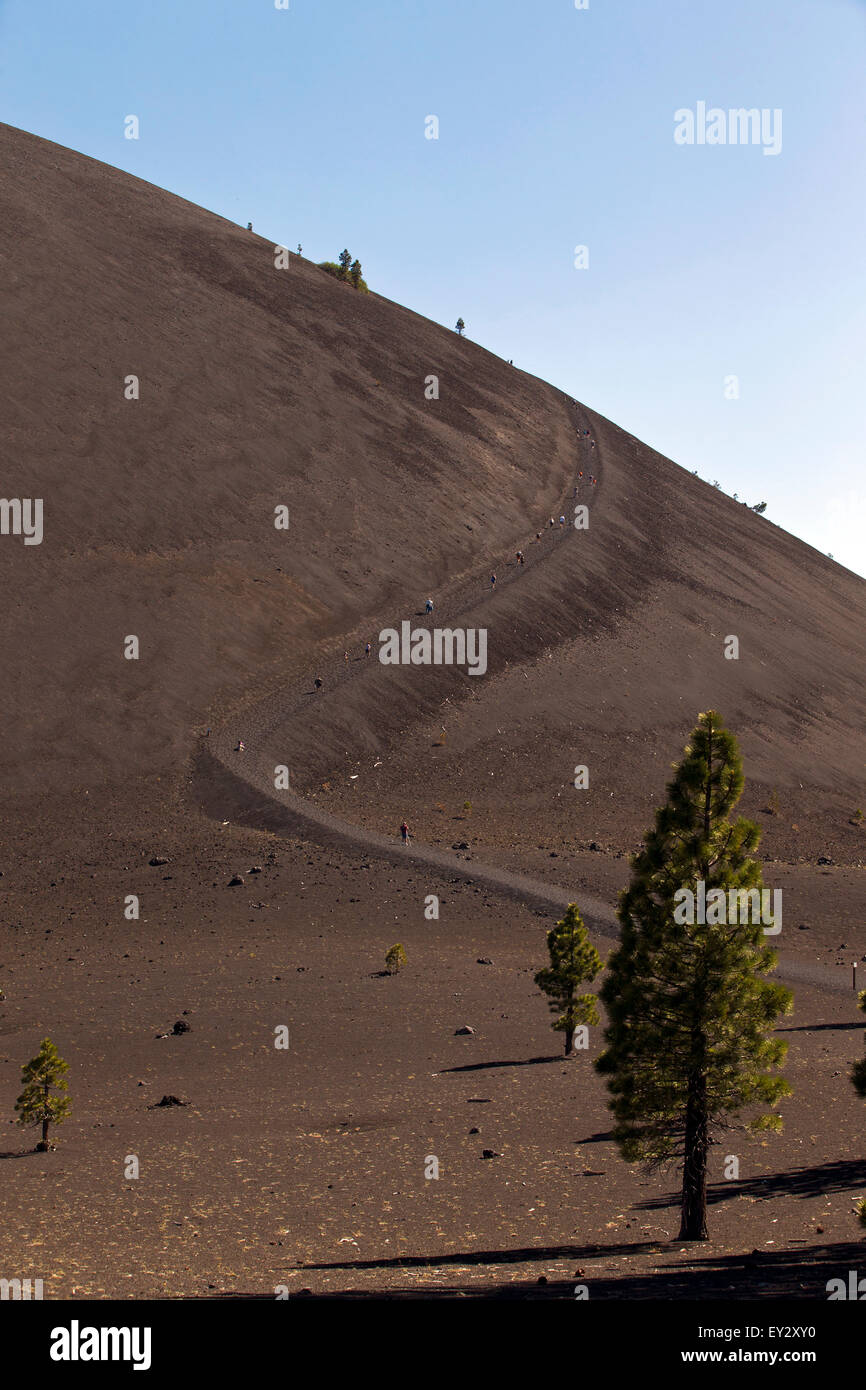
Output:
[
  {"xmin": 595, "ymin": 710, "xmax": 792, "ymax": 1240},
  {"xmin": 534, "ymin": 904, "xmax": 602, "ymax": 1055},
  {"xmin": 851, "ymin": 990, "xmax": 866, "ymax": 1096},
  {"xmin": 349, "ymin": 258, "xmax": 362, "ymax": 288},
  {"xmin": 455, "ymin": 317, "xmax": 465, "ymax": 336},
  {"xmin": 338, "ymin": 249, "xmax": 352, "ymax": 279},
  {"xmin": 15, "ymin": 1037, "xmax": 72, "ymax": 1151}
]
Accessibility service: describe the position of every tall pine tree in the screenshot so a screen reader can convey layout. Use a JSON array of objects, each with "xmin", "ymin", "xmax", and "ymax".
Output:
[
  {"xmin": 595, "ymin": 710, "xmax": 792, "ymax": 1240},
  {"xmin": 535, "ymin": 904, "xmax": 602, "ymax": 1055}
]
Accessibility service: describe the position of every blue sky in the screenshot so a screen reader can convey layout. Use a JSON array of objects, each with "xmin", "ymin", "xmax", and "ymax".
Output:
[{"xmin": 2, "ymin": 0, "xmax": 864, "ymax": 574}]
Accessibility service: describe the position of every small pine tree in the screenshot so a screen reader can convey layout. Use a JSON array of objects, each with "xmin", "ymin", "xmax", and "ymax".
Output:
[
  {"xmin": 752, "ymin": 501, "xmax": 767, "ymax": 514},
  {"xmin": 455, "ymin": 318, "xmax": 465, "ymax": 336},
  {"xmin": 596, "ymin": 711, "xmax": 792, "ymax": 1240},
  {"xmin": 15, "ymin": 1037, "xmax": 72, "ymax": 1151},
  {"xmin": 338, "ymin": 249, "xmax": 352, "ymax": 280},
  {"xmin": 385, "ymin": 943, "xmax": 407, "ymax": 975},
  {"xmin": 349, "ymin": 258, "xmax": 362, "ymax": 288},
  {"xmin": 535, "ymin": 904, "xmax": 602, "ymax": 1055}
]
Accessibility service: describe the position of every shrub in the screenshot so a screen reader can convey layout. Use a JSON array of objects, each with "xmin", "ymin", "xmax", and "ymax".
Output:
[
  {"xmin": 317, "ymin": 253, "xmax": 369, "ymax": 292},
  {"xmin": 385, "ymin": 943, "xmax": 407, "ymax": 975}
]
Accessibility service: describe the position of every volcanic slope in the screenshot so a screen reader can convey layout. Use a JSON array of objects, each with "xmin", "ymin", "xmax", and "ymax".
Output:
[
  {"xmin": 0, "ymin": 122, "xmax": 575, "ymax": 827},
  {"xmin": 1, "ymin": 120, "xmax": 864, "ymax": 876}
]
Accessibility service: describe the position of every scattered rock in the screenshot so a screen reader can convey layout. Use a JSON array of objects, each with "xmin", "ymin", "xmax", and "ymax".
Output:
[
  {"xmin": 476, "ymin": 957, "xmax": 493, "ymax": 966},
  {"xmin": 249, "ymin": 866, "xmax": 262, "ymax": 874},
  {"xmin": 817, "ymin": 856, "xmax": 833, "ymax": 865},
  {"xmin": 172, "ymin": 1020, "xmax": 190, "ymax": 1035},
  {"xmin": 455, "ymin": 1025, "xmax": 475, "ymax": 1035},
  {"xmin": 228, "ymin": 875, "xmax": 244, "ymax": 887},
  {"xmin": 149, "ymin": 856, "xmax": 169, "ymax": 867},
  {"xmin": 481, "ymin": 1149, "xmax": 501, "ymax": 1159},
  {"xmin": 469, "ymin": 1127, "xmax": 480, "ymax": 1135},
  {"xmin": 149, "ymin": 1095, "xmax": 188, "ymax": 1109}
]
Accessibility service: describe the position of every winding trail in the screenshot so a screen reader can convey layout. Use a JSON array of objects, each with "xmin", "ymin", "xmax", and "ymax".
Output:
[{"xmin": 195, "ymin": 403, "xmax": 851, "ymax": 1001}]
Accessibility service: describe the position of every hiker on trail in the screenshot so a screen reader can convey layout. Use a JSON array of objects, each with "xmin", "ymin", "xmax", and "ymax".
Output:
[
  {"xmin": 314, "ymin": 676, "xmax": 323, "ymax": 692},
  {"xmin": 425, "ymin": 598, "xmax": 434, "ymax": 614},
  {"xmin": 490, "ymin": 573, "xmax": 496, "ymax": 589},
  {"xmin": 365, "ymin": 641, "xmax": 371, "ymax": 657},
  {"xmin": 400, "ymin": 820, "xmax": 411, "ymax": 845},
  {"xmin": 344, "ymin": 650, "xmax": 349, "ymax": 664},
  {"xmin": 549, "ymin": 517, "xmax": 555, "ymax": 528},
  {"xmin": 559, "ymin": 515, "xmax": 566, "ymax": 527},
  {"xmin": 247, "ymin": 222, "xmax": 253, "ymax": 231},
  {"xmin": 236, "ymin": 740, "xmax": 245, "ymax": 752},
  {"xmin": 297, "ymin": 244, "xmax": 302, "ymax": 254},
  {"xmin": 516, "ymin": 550, "xmax": 524, "ymax": 565}
]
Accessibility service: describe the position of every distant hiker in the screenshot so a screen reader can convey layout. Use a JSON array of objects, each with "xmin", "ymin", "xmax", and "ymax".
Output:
[
  {"xmin": 516, "ymin": 550, "xmax": 524, "ymax": 565},
  {"xmin": 549, "ymin": 517, "xmax": 555, "ymax": 528},
  {"xmin": 536, "ymin": 532, "xmax": 542, "ymax": 541},
  {"xmin": 365, "ymin": 641, "xmax": 371, "ymax": 657},
  {"xmin": 400, "ymin": 821, "xmax": 411, "ymax": 845},
  {"xmin": 425, "ymin": 598, "xmax": 434, "ymax": 614},
  {"xmin": 247, "ymin": 222, "xmax": 253, "ymax": 231},
  {"xmin": 344, "ymin": 650, "xmax": 349, "ymax": 664},
  {"xmin": 559, "ymin": 515, "xmax": 566, "ymax": 527},
  {"xmin": 490, "ymin": 573, "xmax": 496, "ymax": 589},
  {"xmin": 314, "ymin": 676, "xmax": 323, "ymax": 692},
  {"xmin": 579, "ymin": 470, "xmax": 583, "ymax": 478},
  {"xmin": 297, "ymin": 244, "xmax": 302, "ymax": 254},
  {"xmin": 236, "ymin": 740, "xmax": 245, "ymax": 752}
]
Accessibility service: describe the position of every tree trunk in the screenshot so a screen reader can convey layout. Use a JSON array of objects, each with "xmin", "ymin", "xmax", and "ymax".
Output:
[
  {"xmin": 679, "ymin": 1073, "xmax": 709, "ymax": 1239},
  {"xmin": 564, "ymin": 1026, "xmax": 574, "ymax": 1056}
]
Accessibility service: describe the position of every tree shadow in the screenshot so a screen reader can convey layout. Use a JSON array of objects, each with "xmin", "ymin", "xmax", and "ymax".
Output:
[
  {"xmin": 0, "ymin": 1148, "xmax": 40, "ymax": 1160},
  {"xmin": 440, "ymin": 1055, "xmax": 562, "ymax": 1074},
  {"xmin": 635, "ymin": 1157, "xmax": 866, "ymax": 1210},
  {"xmin": 301, "ymin": 1236, "xmax": 659, "ymax": 1274},
  {"xmin": 779, "ymin": 1021, "xmax": 862, "ymax": 1033}
]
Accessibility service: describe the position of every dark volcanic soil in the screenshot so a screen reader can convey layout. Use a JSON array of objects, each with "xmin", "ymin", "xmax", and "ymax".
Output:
[{"xmin": 1, "ymin": 123, "xmax": 865, "ymax": 1299}]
